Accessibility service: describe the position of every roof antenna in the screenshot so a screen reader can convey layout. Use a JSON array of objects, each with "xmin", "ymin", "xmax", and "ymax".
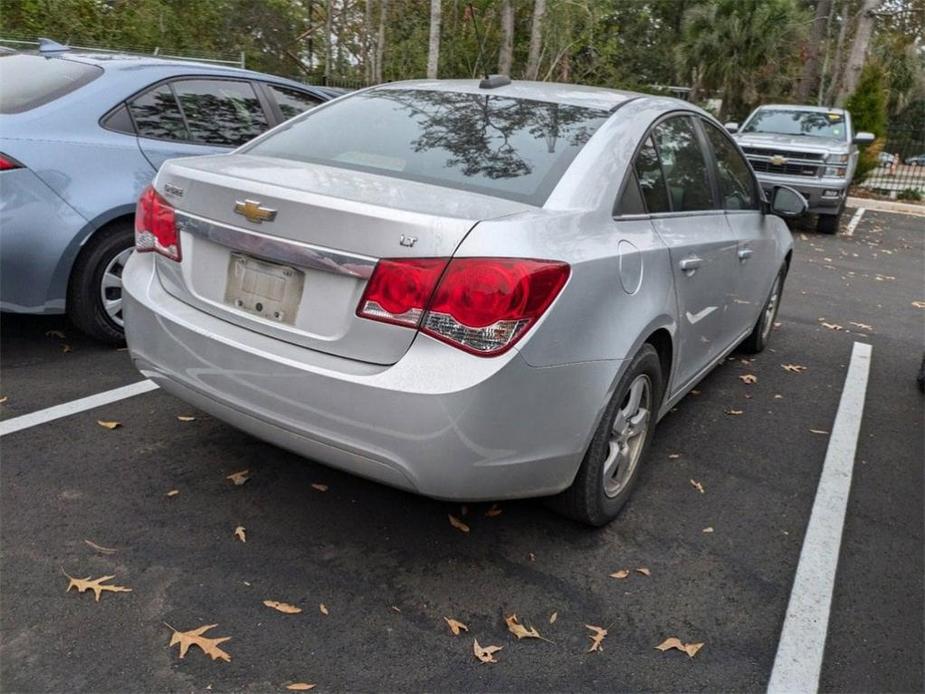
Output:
[{"xmin": 38, "ymin": 38, "xmax": 70, "ymax": 54}]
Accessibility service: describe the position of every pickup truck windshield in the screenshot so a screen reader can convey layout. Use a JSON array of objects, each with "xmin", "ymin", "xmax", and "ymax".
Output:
[
  {"xmin": 245, "ymin": 88, "xmax": 611, "ymax": 206},
  {"xmin": 743, "ymin": 109, "xmax": 847, "ymax": 140}
]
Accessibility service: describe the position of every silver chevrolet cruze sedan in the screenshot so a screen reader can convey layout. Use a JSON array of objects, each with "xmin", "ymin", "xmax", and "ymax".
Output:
[{"xmin": 123, "ymin": 78, "xmax": 799, "ymax": 525}]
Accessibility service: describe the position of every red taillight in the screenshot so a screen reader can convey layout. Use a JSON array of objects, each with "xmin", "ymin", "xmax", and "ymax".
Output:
[
  {"xmin": 357, "ymin": 257, "xmax": 570, "ymax": 356},
  {"xmin": 134, "ymin": 185, "xmax": 180, "ymax": 261},
  {"xmin": 0, "ymin": 153, "xmax": 23, "ymax": 171}
]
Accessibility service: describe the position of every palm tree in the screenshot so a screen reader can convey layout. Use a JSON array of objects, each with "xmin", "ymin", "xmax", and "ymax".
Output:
[{"xmin": 678, "ymin": 0, "xmax": 809, "ymax": 119}]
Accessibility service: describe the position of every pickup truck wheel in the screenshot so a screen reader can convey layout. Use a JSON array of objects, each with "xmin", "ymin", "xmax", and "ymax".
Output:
[
  {"xmin": 67, "ymin": 221, "xmax": 134, "ymax": 344},
  {"xmin": 549, "ymin": 344, "xmax": 664, "ymax": 526},
  {"xmin": 817, "ymin": 211, "xmax": 841, "ymax": 234}
]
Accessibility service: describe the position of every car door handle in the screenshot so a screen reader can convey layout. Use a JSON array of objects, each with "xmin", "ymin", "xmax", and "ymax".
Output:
[
  {"xmin": 738, "ymin": 248, "xmax": 754, "ymax": 261},
  {"xmin": 679, "ymin": 257, "xmax": 703, "ymax": 274}
]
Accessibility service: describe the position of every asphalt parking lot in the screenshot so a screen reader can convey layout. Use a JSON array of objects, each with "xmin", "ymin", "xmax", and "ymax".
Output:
[{"xmin": 1, "ymin": 209, "xmax": 922, "ymax": 693}]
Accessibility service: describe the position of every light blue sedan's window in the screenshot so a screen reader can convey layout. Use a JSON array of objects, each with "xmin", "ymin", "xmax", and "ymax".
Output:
[
  {"xmin": 0, "ymin": 54, "xmax": 102, "ymax": 114},
  {"xmin": 246, "ymin": 88, "xmax": 611, "ymax": 205}
]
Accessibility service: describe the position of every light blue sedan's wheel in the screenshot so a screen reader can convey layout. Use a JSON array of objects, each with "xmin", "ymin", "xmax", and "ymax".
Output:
[{"xmin": 100, "ymin": 247, "xmax": 133, "ymax": 328}]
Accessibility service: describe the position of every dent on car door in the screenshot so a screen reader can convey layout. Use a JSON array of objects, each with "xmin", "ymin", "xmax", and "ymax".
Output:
[
  {"xmin": 127, "ymin": 78, "xmax": 272, "ymax": 171},
  {"xmin": 640, "ymin": 117, "xmax": 740, "ymax": 391},
  {"xmin": 701, "ymin": 120, "xmax": 776, "ymax": 330}
]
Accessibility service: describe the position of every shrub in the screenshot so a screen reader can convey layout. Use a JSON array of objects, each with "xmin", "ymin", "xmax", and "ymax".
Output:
[
  {"xmin": 898, "ymin": 188, "xmax": 923, "ymax": 201},
  {"xmin": 846, "ymin": 62, "xmax": 889, "ymax": 183}
]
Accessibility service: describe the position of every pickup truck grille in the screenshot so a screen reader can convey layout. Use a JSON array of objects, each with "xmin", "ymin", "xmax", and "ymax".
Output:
[{"xmin": 742, "ymin": 147, "xmax": 824, "ymax": 177}]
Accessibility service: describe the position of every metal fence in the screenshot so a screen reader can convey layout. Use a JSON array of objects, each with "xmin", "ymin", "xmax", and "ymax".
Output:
[{"xmin": 859, "ymin": 125, "xmax": 925, "ymax": 201}]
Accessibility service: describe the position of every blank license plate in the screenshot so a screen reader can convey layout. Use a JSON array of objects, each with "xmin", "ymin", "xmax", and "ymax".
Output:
[{"xmin": 224, "ymin": 253, "xmax": 304, "ymax": 325}]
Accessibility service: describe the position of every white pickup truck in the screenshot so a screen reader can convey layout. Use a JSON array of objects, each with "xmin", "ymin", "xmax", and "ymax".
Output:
[{"xmin": 726, "ymin": 105, "xmax": 874, "ymax": 234}]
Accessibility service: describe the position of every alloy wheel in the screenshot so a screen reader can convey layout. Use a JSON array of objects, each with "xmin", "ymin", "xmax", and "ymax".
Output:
[{"xmin": 602, "ymin": 374, "xmax": 652, "ymax": 498}]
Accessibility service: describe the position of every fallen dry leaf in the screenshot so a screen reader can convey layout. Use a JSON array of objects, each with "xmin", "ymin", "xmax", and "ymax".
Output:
[
  {"xmin": 849, "ymin": 322, "xmax": 872, "ymax": 331},
  {"xmin": 97, "ymin": 420, "xmax": 121, "ymax": 430},
  {"xmin": 738, "ymin": 374, "xmax": 757, "ymax": 385},
  {"xmin": 690, "ymin": 479, "xmax": 705, "ymax": 494},
  {"xmin": 912, "ymin": 301, "xmax": 925, "ymax": 309},
  {"xmin": 822, "ymin": 322, "xmax": 843, "ymax": 331},
  {"xmin": 549, "ymin": 611, "xmax": 558, "ymax": 624},
  {"xmin": 391, "ymin": 606, "xmax": 401, "ymax": 613},
  {"xmin": 62, "ymin": 344, "xmax": 73, "ymax": 353},
  {"xmin": 45, "ymin": 329, "xmax": 66, "ymax": 339},
  {"xmin": 773, "ymin": 394, "xmax": 784, "ymax": 400},
  {"xmin": 177, "ymin": 415, "xmax": 197, "ymax": 422},
  {"xmin": 286, "ymin": 685, "xmax": 316, "ymax": 691},
  {"xmin": 0, "ymin": 396, "xmax": 7, "ymax": 405},
  {"xmin": 782, "ymin": 364, "xmax": 808, "ymax": 374},
  {"xmin": 166, "ymin": 489, "xmax": 179, "ymax": 497},
  {"xmin": 656, "ymin": 636, "xmax": 704, "ymax": 658},
  {"xmin": 473, "ymin": 638, "xmax": 502, "ymax": 663},
  {"xmin": 690, "ymin": 389, "xmax": 701, "ymax": 395},
  {"xmin": 444, "ymin": 617, "xmax": 468, "ymax": 635},
  {"xmin": 263, "ymin": 600, "xmax": 302, "ymax": 614},
  {"xmin": 234, "ymin": 526, "xmax": 246, "ymax": 543},
  {"xmin": 319, "ymin": 603, "xmax": 328, "ymax": 615},
  {"xmin": 636, "ymin": 567, "xmax": 651, "ymax": 577},
  {"xmin": 226, "ymin": 470, "xmax": 250, "ymax": 486},
  {"xmin": 809, "ymin": 429, "xmax": 830, "ymax": 435},
  {"xmin": 448, "ymin": 514, "xmax": 470, "ymax": 534},
  {"xmin": 166, "ymin": 623, "xmax": 231, "ymax": 662},
  {"xmin": 702, "ymin": 527, "xmax": 714, "ymax": 533},
  {"xmin": 668, "ymin": 453, "xmax": 681, "ymax": 460},
  {"xmin": 725, "ymin": 409, "xmax": 744, "ymax": 416},
  {"xmin": 63, "ymin": 571, "xmax": 132, "ymax": 601},
  {"xmin": 609, "ymin": 569, "xmax": 630, "ymax": 579},
  {"xmin": 311, "ymin": 483, "xmax": 328, "ymax": 492},
  {"xmin": 528, "ymin": 552, "xmax": 536, "ymax": 561},
  {"xmin": 84, "ymin": 539, "xmax": 117, "ymax": 555},
  {"xmin": 505, "ymin": 613, "xmax": 542, "ymax": 640},
  {"xmin": 586, "ymin": 625, "xmax": 608, "ymax": 653},
  {"xmin": 484, "ymin": 503, "xmax": 503, "ymax": 517}
]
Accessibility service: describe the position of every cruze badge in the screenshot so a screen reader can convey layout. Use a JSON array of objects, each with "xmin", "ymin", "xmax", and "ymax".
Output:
[{"xmin": 234, "ymin": 199, "xmax": 277, "ymax": 223}]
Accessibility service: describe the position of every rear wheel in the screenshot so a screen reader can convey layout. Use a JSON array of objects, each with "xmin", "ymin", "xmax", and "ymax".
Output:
[
  {"xmin": 67, "ymin": 221, "xmax": 134, "ymax": 343},
  {"xmin": 551, "ymin": 344, "xmax": 664, "ymax": 526},
  {"xmin": 741, "ymin": 268, "xmax": 785, "ymax": 354}
]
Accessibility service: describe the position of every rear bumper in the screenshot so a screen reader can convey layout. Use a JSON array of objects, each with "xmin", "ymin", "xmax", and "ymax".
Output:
[
  {"xmin": 0, "ymin": 168, "xmax": 87, "ymax": 314},
  {"xmin": 755, "ymin": 173, "xmax": 848, "ymax": 216},
  {"xmin": 122, "ymin": 252, "xmax": 620, "ymax": 501}
]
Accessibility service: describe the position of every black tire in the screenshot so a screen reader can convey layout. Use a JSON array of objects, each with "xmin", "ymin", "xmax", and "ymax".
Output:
[
  {"xmin": 741, "ymin": 267, "xmax": 786, "ymax": 354},
  {"xmin": 67, "ymin": 221, "xmax": 134, "ymax": 343},
  {"xmin": 816, "ymin": 211, "xmax": 840, "ymax": 234},
  {"xmin": 550, "ymin": 344, "xmax": 665, "ymax": 526}
]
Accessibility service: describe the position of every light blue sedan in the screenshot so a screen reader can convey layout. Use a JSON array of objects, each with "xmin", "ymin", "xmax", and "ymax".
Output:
[{"xmin": 0, "ymin": 40, "xmax": 333, "ymax": 341}]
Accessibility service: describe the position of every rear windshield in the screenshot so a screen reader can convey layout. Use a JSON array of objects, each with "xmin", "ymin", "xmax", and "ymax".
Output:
[
  {"xmin": 742, "ymin": 109, "xmax": 848, "ymax": 140},
  {"xmin": 245, "ymin": 88, "xmax": 611, "ymax": 205},
  {"xmin": 0, "ymin": 54, "xmax": 103, "ymax": 114}
]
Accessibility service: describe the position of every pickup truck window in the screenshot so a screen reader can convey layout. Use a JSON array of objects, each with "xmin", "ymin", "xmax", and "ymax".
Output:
[{"xmin": 742, "ymin": 109, "xmax": 847, "ymax": 141}]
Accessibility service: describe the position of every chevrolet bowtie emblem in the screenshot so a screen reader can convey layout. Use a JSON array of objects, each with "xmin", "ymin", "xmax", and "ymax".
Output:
[
  {"xmin": 234, "ymin": 199, "xmax": 277, "ymax": 223},
  {"xmin": 769, "ymin": 155, "xmax": 787, "ymax": 166}
]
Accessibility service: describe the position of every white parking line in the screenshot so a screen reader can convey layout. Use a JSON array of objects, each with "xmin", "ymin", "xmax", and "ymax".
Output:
[
  {"xmin": 844, "ymin": 207, "xmax": 866, "ymax": 237},
  {"xmin": 0, "ymin": 380, "xmax": 159, "ymax": 437},
  {"xmin": 767, "ymin": 341, "xmax": 872, "ymax": 694}
]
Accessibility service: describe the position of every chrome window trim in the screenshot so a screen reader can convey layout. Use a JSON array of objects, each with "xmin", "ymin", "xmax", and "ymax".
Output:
[{"xmin": 176, "ymin": 211, "xmax": 378, "ymax": 279}]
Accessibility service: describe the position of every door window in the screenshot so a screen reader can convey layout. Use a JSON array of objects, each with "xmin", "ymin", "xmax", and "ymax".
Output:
[
  {"xmin": 268, "ymin": 85, "xmax": 323, "ymax": 120},
  {"xmin": 172, "ymin": 79, "xmax": 269, "ymax": 146},
  {"xmin": 651, "ymin": 116, "xmax": 715, "ymax": 212},
  {"xmin": 634, "ymin": 137, "xmax": 670, "ymax": 213},
  {"xmin": 128, "ymin": 84, "xmax": 189, "ymax": 141},
  {"xmin": 703, "ymin": 122, "xmax": 759, "ymax": 210}
]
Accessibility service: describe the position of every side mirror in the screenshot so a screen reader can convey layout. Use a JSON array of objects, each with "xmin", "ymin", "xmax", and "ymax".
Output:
[
  {"xmin": 724, "ymin": 122, "xmax": 739, "ymax": 134},
  {"xmin": 853, "ymin": 131, "xmax": 875, "ymax": 145},
  {"xmin": 769, "ymin": 186, "xmax": 808, "ymax": 218}
]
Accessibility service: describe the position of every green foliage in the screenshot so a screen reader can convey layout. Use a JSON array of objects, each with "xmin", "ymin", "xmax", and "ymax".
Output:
[
  {"xmin": 845, "ymin": 62, "xmax": 889, "ymax": 182},
  {"xmin": 897, "ymin": 188, "xmax": 923, "ymax": 202}
]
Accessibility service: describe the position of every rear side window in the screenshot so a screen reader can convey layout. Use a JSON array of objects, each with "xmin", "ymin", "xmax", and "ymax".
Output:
[
  {"xmin": 245, "ymin": 88, "xmax": 611, "ymax": 206},
  {"xmin": 615, "ymin": 170, "xmax": 646, "ymax": 216},
  {"xmin": 269, "ymin": 85, "xmax": 323, "ymax": 120},
  {"xmin": 0, "ymin": 54, "xmax": 102, "ymax": 114},
  {"xmin": 651, "ymin": 116, "xmax": 714, "ymax": 212},
  {"xmin": 172, "ymin": 79, "xmax": 269, "ymax": 146},
  {"xmin": 702, "ymin": 122, "xmax": 758, "ymax": 210},
  {"xmin": 634, "ymin": 137, "xmax": 670, "ymax": 214},
  {"xmin": 129, "ymin": 84, "xmax": 189, "ymax": 141}
]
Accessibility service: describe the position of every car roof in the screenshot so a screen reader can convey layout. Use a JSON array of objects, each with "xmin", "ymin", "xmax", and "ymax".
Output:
[
  {"xmin": 756, "ymin": 104, "xmax": 847, "ymax": 115},
  {"xmin": 375, "ymin": 79, "xmax": 643, "ymax": 112}
]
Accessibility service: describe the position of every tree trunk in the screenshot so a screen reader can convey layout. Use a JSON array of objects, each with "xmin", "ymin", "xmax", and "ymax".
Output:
[
  {"xmin": 364, "ymin": 0, "xmax": 373, "ymax": 82},
  {"xmin": 837, "ymin": 0, "xmax": 881, "ymax": 105},
  {"xmin": 375, "ymin": 0, "xmax": 388, "ymax": 83},
  {"xmin": 426, "ymin": 0, "xmax": 441, "ymax": 79},
  {"xmin": 525, "ymin": 0, "xmax": 546, "ymax": 80},
  {"xmin": 324, "ymin": 0, "xmax": 334, "ymax": 81},
  {"xmin": 498, "ymin": 0, "xmax": 514, "ymax": 75},
  {"xmin": 796, "ymin": 0, "xmax": 833, "ymax": 102},
  {"xmin": 825, "ymin": 0, "xmax": 852, "ymax": 104}
]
